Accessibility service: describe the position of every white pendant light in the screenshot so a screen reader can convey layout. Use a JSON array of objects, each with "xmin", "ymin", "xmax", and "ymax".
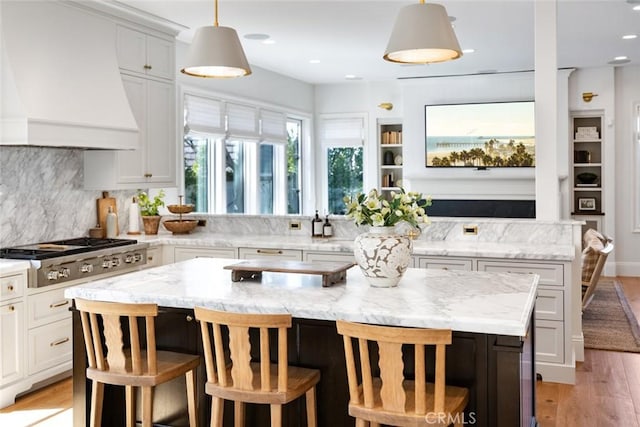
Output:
[
  {"xmin": 384, "ymin": 1, "xmax": 462, "ymax": 64},
  {"xmin": 181, "ymin": 0, "xmax": 251, "ymax": 78}
]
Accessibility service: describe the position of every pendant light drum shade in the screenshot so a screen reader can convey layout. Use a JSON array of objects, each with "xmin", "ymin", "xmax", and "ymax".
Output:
[
  {"xmin": 384, "ymin": 2, "xmax": 462, "ymax": 64},
  {"xmin": 181, "ymin": 25, "xmax": 252, "ymax": 78}
]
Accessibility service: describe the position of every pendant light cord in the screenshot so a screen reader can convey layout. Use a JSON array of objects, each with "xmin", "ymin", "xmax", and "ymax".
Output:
[{"xmin": 214, "ymin": 0, "xmax": 219, "ymax": 26}]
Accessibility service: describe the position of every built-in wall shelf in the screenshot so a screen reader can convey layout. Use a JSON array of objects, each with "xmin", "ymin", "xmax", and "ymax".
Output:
[{"xmin": 378, "ymin": 119, "xmax": 403, "ymax": 196}]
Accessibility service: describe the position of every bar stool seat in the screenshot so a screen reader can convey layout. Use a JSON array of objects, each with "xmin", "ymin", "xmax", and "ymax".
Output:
[
  {"xmin": 194, "ymin": 307, "xmax": 320, "ymax": 427},
  {"xmin": 336, "ymin": 320, "xmax": 469, "ymax": 427},
  {"xmin": 75, "ymin": 298, "xmax": 200, "ymax": 427}
]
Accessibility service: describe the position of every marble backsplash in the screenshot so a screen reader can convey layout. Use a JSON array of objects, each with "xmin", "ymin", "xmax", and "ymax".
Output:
[
  {"xmin": 0, "ymin": 147, "xmax": 135, "ymax": 247},
  {"xmin": 0, "ymin": 146, "xmax": 578, "ymax": 248}
]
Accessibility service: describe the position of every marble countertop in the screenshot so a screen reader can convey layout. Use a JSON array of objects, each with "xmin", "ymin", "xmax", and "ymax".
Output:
[
  {"xmin": 0, "ymin": 259, "xmax": 31, "ymax": 275},
  {"xmin": 64, "ymin": 257, "xmax": 538, "ymax": 337},
  {"xmin": 133, "ymin": 232, "xmax": 575, "ymax": 261}
]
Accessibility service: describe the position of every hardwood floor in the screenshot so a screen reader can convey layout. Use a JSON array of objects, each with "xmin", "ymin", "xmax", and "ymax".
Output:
[{"xmin": 1, "ymin": 276, "xmax": 638, "ymax": 426}]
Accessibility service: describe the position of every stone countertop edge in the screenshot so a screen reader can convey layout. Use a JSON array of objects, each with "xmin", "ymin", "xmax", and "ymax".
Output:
[
  {"xmin": 64, "ymin": 257, "xmax": 539, "ymax": 337},
  {"xmin": 0, "ymin": 259, "xmax": 32, "ymax": 275},
  {"xmin": 133, "ymin": 232, "xmax": 575, "ymax": 261}
]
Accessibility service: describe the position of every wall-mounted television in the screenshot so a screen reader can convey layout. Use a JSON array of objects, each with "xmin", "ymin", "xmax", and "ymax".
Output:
[{"xmin": 425, "ymin": 101, "xmax": 535, "ymax": 168}]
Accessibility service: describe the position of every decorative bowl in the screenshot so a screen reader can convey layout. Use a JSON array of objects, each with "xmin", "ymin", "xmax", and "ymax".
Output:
[
  {"xmin": 576, "ymin": 172, "xmax": 598, "ymax": 185},
  {"xmin": 162, "ymin": 219, "xmax": 198, "ymax": 234},
  {"xmin": 167, "ymin": 204, "xmax": 194, "ymax": 214}
]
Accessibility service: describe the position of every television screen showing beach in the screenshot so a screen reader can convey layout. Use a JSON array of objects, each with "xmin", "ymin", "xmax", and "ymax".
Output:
[{"xmin": 425, "ymin": 101, "xmax": 535, "ymax": 167}]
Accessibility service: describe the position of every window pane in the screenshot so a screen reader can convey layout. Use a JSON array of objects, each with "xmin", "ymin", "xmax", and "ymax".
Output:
[
  {"xmin": 260, "ymin": 144, "xmax": 274, "ymax": 214},
  {"xmin": 226, "ymin": 140, "xmax": 245, "ymax": 213},
  {"xmin": 327, "ymin": 146, "xmax": 363, "ymax": 214},
  {"xmin": 287, "ymin": 120, "xmax": 302, "ymax": 214},
  {"xmin": 183, "ymin": 136, "xmax": 209, "ymax": 212}
]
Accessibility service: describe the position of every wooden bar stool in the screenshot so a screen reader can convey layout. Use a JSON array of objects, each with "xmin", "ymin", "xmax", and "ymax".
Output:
[
  {"xmin": 194, "ymin": 307, "xmax": 320, "ymax": 427},
  {"xmin": 74, "ymin": 298, "xmax": 200, "ymax": 427},
  {"xmin": 336, "ymin": 320, "xmax": 469, "ymax": 427}
]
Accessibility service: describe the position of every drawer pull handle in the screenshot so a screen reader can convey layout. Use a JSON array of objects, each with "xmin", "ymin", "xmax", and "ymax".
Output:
[
  {"xmin": 256, "ymin": 249, "xmax": 283, "ymax": 255},
  {"xmin": 186, "ymin": 315, "xmax": 193, "ymax": 322},
  {"xmin": 148, "ymin": 256, "xmax": 154, "ymax": 261},
  {"xmin": 50, "ymin": 300, "xmax": 70, "ymax": 309},
  {"xmin": 442, "ymin": 267, "xmax": 449, "ymax": 270},
  {"xmin": 7, "ymin": 285, "xmax": 14, "ymax": 291},
  {"xmin": 9, "ymin": 305, "xmax": 15, "ymax": 312},
  {"xmin": 143, "ymin": 64, "xmax": 152, "ymax": 70},
  {"xmin": 50, "ymin": 337, "xmax": 70, "ymax": 347}
]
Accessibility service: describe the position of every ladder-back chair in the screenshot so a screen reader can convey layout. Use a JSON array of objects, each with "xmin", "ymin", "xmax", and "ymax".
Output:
[
  {"xmin": 336, "ymin": 320, "xmax": 469, "ymax": 427},
  {"xmin": 75, "ymin": 298, "xmax": 200, "ymax": 427},
  {"xmin": 194, "ymin": 307, "xmax": 320, "ymax": 427}
]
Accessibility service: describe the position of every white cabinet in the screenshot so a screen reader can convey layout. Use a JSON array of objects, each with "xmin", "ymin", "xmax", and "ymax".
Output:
[
  {"xmin": 84, "ymin": 75, "xmax": 176, "ymax": 189},
  {"xmin": 117, "ymin": 25, "xmax": 174, "ymax": 80},
  {"xmin": 174, "ymin": 247, "xmax": 237, "ymax": 262},
  {"xmin": 0, "ymin": 301, "xmax": 25, "ymax": 388},
  {"xmin": 145, "ymin": 246, "xmax": 163, "ymax": 268},
  {"xmin": 238, "ymin": 248, "xmax": 302, "ymax": 261}
]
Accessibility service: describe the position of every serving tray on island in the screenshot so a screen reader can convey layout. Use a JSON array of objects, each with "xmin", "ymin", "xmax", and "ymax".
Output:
[{"xmin": 224, "ymin": 259, "xmax": 356, "ymax": 287}]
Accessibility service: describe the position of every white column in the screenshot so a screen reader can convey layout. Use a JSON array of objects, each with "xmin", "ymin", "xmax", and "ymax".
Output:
[{"xmin": 535, "ymin": 0, "xmax": 560, "ymax": 220}]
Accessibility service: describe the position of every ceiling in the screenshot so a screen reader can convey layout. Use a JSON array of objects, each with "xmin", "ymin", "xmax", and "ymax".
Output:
[{"xmin": 117, "ymin": 0, "xmax": 640, "ymax": 85}]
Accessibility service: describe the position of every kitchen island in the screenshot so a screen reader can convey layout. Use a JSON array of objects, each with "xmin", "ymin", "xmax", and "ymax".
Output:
[{"xmin": 65, "ymin": 257, "xmax": 539, "ymax": 427}]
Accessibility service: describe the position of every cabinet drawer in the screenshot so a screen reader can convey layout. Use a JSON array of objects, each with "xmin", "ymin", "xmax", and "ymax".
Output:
[
  {"xmin": 28, "ymin": 318, "xmax": 72, "ymax": 375},
  {"xmin": 304, "ymin": 251, "xmax": 355, "ymax": 263},
  {"xmin": 238, "ymin": 248, "xmax": 303, "ymax": 261},
  {"xmin": 536, "ymin": 289, "xmax": 564, "ymax": 321},
  {"xmin": 1, "ymin": 273, "xmax": 26, "ymax": 302},
  {"xmin": 27, "ymin": 287, "xmax": 71, "ymax": 329},
  {"xmin": 174, "ymin": 247, "xmax": 237, "ymax": 262},
  {"xmin": 414, "ymin": 257, "xmax": 473, "ymax": 271},
  {"xmin": 477, "ymin": 261, "xmax": 564, "ymax": 287},
  {"xmin": 535, "ymin": 319, "xmax": 564, "ymax": 364}
]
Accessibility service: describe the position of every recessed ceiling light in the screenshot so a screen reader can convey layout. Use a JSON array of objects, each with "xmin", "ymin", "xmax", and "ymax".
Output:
[
  {"xmin": 462, "ymin": 48, "xmax": 475, "ymax": 54},
  {"xmin": 309, "ymin": 59, "xmax": 321, "ymax": 64},
  {"xmin": 622, "ymin": 34, "xmax": 638, "ymax": 40},
  {"xmin": 262, "ymin": 39, "xmax": 276, "ymax": 45},
  {"xmin": 244, "ymin": 33, "xmax": 270, "ymax": 41},
  {"xmin": 345, "ymin": 74, "xmax": 362, "ymax": 80}
]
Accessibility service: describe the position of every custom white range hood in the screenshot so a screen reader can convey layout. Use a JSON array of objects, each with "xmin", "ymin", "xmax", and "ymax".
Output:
[{"xmin": 1, "ymin": 0, "xmax": 138, "ymax": 149}]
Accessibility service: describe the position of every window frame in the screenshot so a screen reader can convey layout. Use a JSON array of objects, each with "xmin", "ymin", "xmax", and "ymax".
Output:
[
  {"xmin": 318, "ymin": 113, "xmax": 368, "ymax": 215},
  {"xmin": 179, "ymin": 85, "xmax": 310, "ymax": 216},
  {"xmin": 634, "ymin": 102, "xmax": 640, "ymax": 233}
]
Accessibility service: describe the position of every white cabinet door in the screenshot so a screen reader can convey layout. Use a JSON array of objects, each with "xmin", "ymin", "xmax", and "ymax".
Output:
[
  {"xmin": 145, "ymin": 79, "xmax": 175, "ymax": 183},
  {"xmin": 145, "ymin": 247, "xmax": 164, "ymax": 268},
  {"xmin": 117, "ymin": 74, "xmax": 147, "ymax": 183},
  {"xmin": 0, "ymin": 301, "xmax": 25, "ymax": 386},
  {"xmin": 1, "ymin": 272, "xmax": 25, "ymax": 302},
  {"xmin": 117, "ymin": 26, "xmax": 174, "ymax": 80},
  {"xmin": 146, "ymin": 35, "xmax": 174, "ymax": 80},
  {"xmin": 536, "ymin": 320, "xmax": 564, "ymax": 364}
]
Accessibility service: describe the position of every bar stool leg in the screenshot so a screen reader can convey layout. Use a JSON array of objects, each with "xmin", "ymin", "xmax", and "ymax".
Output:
[
  {"xmin": 90, "ymin": 380, "xmax": 104, "ymax": 427},
  {"xmin": 125, "ymin": 385, "xmax": 135, "ymax": 427},
  {"xmin": 305, "ymin": 386, "xmax": 317, "ymax": 427},
  {"xmin": 234, "ymin": 401, "xmax": 244, "ymax": 427},
  {"xmin": 270, "ymin": 404, "xmax": 282, "ymax": 427},
  {"xmin": 211, "ymin": 397, "xmax": 224, "ymax": 427},
  {"xmin": 185, "ymin": 369, "xmax": 198, "ymax": 427},
  {"xmin": 141, "ymin": 386, "xmax": 153, "ymax": 427}
]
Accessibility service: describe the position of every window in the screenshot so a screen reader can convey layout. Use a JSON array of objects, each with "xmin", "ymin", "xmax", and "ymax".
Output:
[
  {"xmin": 182, "ymin": 92, "xmax": 302, "ymax": 215},
  {"xmin": 287, "ymin": 119, "xmax": 302, "ymax": 214},
  {"xmin": 635, "ymin": 103, "xmax": 640, "ymax": 232},
  {"xmin": 320, "ymin": 114, "xmax": 366, "ymax": 214}
]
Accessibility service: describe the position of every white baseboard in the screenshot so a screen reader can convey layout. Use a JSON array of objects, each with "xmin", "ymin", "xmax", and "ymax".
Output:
[
  {"xmin": 574, "ymin": 333, "xmax": 584, "ymax": 362},
  {"xmin": 536, "ymin": 361, "xmax": 576, "ymax": 384},
  {"xmin": 615, "ymin": 262, "xmax": 640, "ymax": 277}
]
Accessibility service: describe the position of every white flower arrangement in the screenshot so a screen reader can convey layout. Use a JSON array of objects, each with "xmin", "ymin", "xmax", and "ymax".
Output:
[{"xmin": 343, "ymin": 188, "xmax": 432, "ymax": 228}]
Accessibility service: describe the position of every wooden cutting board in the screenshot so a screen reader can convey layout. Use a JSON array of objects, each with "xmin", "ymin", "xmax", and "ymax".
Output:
[{"xmin": 96, "ymin": 191, "xmax": 118, "ymax": 236}]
